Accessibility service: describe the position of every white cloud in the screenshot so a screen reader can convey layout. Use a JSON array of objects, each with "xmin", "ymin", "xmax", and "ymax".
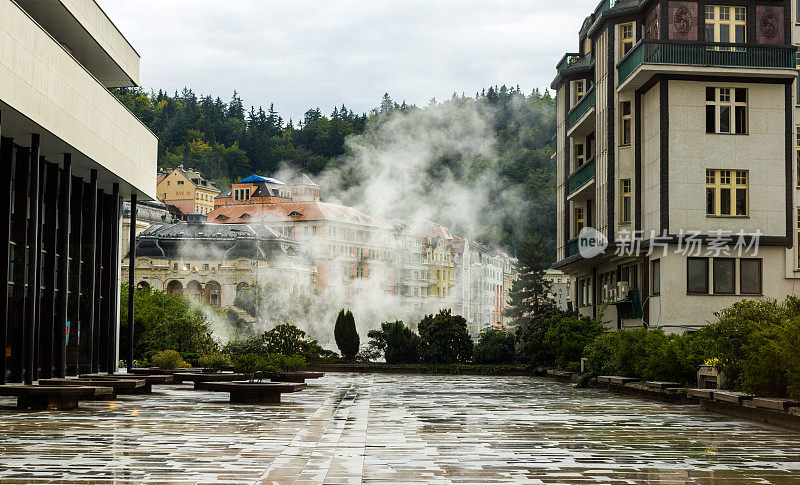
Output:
[{"xmin": 98, "ymin": 0, "xmax": 593, "ymax": 120}]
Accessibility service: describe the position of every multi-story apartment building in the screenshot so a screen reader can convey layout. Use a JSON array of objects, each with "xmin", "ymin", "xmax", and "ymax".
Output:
[
  {"xmin": 543, "ymin": 269, "xmax": 573, "ymax": 312},
  {"xmin": 123, "ymin": 213, "xmax": 314, "ymax": 308},
  {"xmin": 553, "ymin": 0, "xmax": 800, "ymax": 331},
  {"xmin": 0, "ymin": 0, "xmax": 157, "ymax": 382},
  {"xmin": 157, "ymin": 166, "xmax": 220, "ymax": 216}
]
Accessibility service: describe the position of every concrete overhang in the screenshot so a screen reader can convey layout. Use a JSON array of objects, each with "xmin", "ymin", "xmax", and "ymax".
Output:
[
  {"xmin": 1, "ymin": 1, "xmax": 157, "ymax": 199},
  {"xmin": 15, "ymin": 0, "xmax": 140, "ymax": 88},
  {"xmin": 618, "ymin": 64, "xmax": 797, "ymax": 93}
]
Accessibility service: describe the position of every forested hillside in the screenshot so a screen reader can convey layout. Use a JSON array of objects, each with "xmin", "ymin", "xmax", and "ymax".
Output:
[{"xmin": 115, "ymin": 86, "xmax": 557, "ymax": 256}]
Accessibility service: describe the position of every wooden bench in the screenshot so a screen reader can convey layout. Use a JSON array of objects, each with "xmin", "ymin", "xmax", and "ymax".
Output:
[
  {"xmin": 39, "ymin": 378, "xmax": 148, "ymax": 395},
  {"xmin": 0, "ymin": 384, "xmax": 114, "ymax": 410},
  {"xmin": 173, "ymin": 372, "xmax": 249, "ymax": 386},
  {"xmin": 713, "ymin": 391, "xmax": 752, "ymax": 405},
  {"xmin": 687, "ymin": 388, "xmax": 714, "ymax": 400},
  {"xmin": 272, "ymin": 371, "xmax": 325, "ymax": 383},
  {"xmin": 80, "ymin": 373, "xmax": 173, "ymax": 392},
  {"xmin": 752, "ymin": 397, "xmax": 800, "ymax": 411},
  {"xmin": 194, "ymin": 381, "xmax": 306, "ymax": 403},
  {"xmin": 609, "ymin": 376, "xmax": 639, "ymax": 385},
  {"xmin": 645, "ymin": 381, "xmax": 683, "ymax": 390}
]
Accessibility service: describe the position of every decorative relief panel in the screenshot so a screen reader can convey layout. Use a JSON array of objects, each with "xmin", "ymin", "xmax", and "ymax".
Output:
[
  {"xmin": 756, "ymin": 5, "xmax": 784, "ymax": 45},
  {"xmin": 668, "ymin": 1, "xmax": 697, "ymax": 41},
  {"xmin": 645, "ymin": 4, "xmax": 660, "ymax": 39}
]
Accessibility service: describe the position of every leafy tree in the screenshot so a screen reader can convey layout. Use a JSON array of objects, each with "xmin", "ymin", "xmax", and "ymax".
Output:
[
  {"xmin": 542, "ymin": 312, "xmax": 605, "ymax": 370},
  {"xmin": 120, "ymin": 284, "xmax": 217, "ymax": 361},
  {"xmin": 367, "ymin": 321, "xmax": 419, "ymax": 364},
  {"xmin": 233, "ymin": 284, "xmax": 264, "ymax": 320},
  {"xmin": 473, "ymin": 329, "xmax": 516, "ymax": 365},
  {"xmin": 334, "ymin": 309, "xmax": 360, "ymax": 360},
  {"xmin": 417, "ymin": 310, "xmax": 473, "ymax": 364}
]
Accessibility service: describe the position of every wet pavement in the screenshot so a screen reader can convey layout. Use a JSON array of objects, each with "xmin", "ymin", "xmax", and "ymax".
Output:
[{"xmin": 1, "ymin": 373, "xmax": 799, "ymax": 484}]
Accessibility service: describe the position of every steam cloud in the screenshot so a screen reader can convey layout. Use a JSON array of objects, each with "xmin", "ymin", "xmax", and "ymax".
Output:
[{"xmin": 217, "ymin": 98, "xmax": 530, "ymax": 349}]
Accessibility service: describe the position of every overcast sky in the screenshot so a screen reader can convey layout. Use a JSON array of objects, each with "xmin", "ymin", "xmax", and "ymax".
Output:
[{"xmin": 98, "ymin": 0, "xmax": 592, "ymax": 121}]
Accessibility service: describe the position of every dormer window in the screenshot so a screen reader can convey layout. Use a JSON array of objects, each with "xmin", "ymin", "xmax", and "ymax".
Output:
[
  {"xmin": 288, "ymin": 211, "xmax": 303, "ymax": 217},
  {"xmin": 215, "ymin": 214, "xmax": 228, "ymax": 220},
  {"xmin": 240, "ymin": 213, "xmax": 252, "ymax": 219}
]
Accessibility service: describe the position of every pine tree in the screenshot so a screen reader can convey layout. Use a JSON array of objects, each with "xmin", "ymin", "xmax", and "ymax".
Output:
[
  {"xmin": 334, "ymin": 309, "xmax": 360, "ymax": 360},
  {"xmin": 504, "ymin": 232, "xmax": 555, "ymax": 326}
]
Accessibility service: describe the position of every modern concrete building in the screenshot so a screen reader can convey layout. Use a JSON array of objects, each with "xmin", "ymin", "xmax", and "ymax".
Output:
[
  {"xmin": 552, "ymin": 0, "xmax": 800, "ymax": 331},
  {"xmin": 0, "ymin": 0, "xmax": 157, "ymax": 382}
]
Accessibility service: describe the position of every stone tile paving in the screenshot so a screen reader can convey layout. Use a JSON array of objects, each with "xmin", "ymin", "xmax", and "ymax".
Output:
[{"xmin": 1, "ymin": 373, "xmax": 800, "ymax": 483}]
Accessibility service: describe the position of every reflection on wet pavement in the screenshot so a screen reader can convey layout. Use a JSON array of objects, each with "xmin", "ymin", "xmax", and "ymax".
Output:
[{"xmin": 1, "ymin": 373, "xmax": 799, "ymax": 484}]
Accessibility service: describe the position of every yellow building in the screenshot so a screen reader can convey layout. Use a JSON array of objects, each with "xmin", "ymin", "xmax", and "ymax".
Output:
[
  {"xmin": 157, "ymin": 165, "xmax": 220, "ymax": 216},
  {"xmin": 424, "ymin": 237, "xmax": 455, "ymax": 300}
]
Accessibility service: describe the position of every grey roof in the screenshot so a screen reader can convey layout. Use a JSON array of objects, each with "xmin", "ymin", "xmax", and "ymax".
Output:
[{"xmin": 132, "ymin": 220, "xmax": 297, "ymax": 261}]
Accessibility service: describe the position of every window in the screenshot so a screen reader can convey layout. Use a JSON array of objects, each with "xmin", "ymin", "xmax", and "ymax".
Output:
[
  {"xmin": 584, "ymin": 37, "xmax": 592, "ymax": 54},
  {"xmin": 706, "ymin": 87, "xmax": 747, "ymax": 134},
  {"xmin": 620, "ymin": 179, "xmax": 632, "ymax": 224},
  {"xmin": 620, "ymin": 23, "xmax": 634, "ymax": 56},
  {"xmin": 177, "ymin": 180, "xmax": 184, "ymax": 185},
  {"xmin": 740, "ymin": 259, "xmax": 762, "ymax": 294},
  {"xmin": 706, "ymin": 169, "xmax": 748, "ymax": 216},
  {"xmin": 620, "ymin": 101, "xmax": 632, "ymax": 146},
  {"xmin": 797, "ymin": 0, "xmax": 800, "ymax": 23},
  {"xmin": 574, "ymin": 207, "xmax": 585, "ymax": 236},
  {"xmin": 705, "ymin": 5, "xmax": 746, "ymax": 43},
  {"xmin": 575, "ymin": 80, "xmax": 585, "ymax": 103},
  {"xmin": 713, "ymin": 258, "xmax": 736, "ymax": 294},
  {"xmin": 575, "ymin": 143, "xmax": 585, "ymax": 167},
  {"xmin": 651, "ymin": 259, "xmax": 660, "ymax": 295},
  {"xmin": 687, "ymin": 257, "xmax": 709, "ymax": 294}
]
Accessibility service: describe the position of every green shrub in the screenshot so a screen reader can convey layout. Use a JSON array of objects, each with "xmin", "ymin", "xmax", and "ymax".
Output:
[
  {"xmin": 417, "ymin": 310, "xmax": 473, "ymax": 364},
  {"xmin": 266, "ymin": 353, "xmax": 308, "ymax": 372},
  {"xmin": 473, "ymin": 329, "xmax": 516, "ymax": 365},
  {"xmin": 120, "ymin": 284, "xmax": 218, "ymax": 361},
  {"xmin": 334, "ymin": 309, "xmax": 360, "ymax": 360},
  {"xmin": 542, "ymin": 312, "xmax": 605, "ymax": 370},
  {"xmin": 232, "ymin": 353, "xmax": 279, "ymax": 381},
  {"xmin": 367, "ymin": 321, "xmax": 419, "ymax": 364},
  {"xmin": 223, "ymin": 336, "xmax": 267, "ymax": 357},
  {"xmin": 151, "ymin": 350, "xmax": 190, "ymax": 370},
  {"xmin": 198, "ymin": 354, "xmax": 232, "ymax": 373}
]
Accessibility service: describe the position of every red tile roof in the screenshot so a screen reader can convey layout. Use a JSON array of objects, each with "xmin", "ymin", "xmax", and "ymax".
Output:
[{"xmin": 206, "ymin": 201, "xmax": 392, "ymax": 229}]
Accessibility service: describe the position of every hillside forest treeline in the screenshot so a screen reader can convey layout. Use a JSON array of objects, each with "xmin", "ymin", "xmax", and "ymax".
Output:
[{"xmin": 114, "ymin": 86, "xmax": 557, "ymax": 257}]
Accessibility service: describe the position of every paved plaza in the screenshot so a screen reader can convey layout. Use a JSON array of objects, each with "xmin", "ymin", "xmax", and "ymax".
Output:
[{"xmin": 1, "ymin": 373, "xmax": 800, "ymax": 484}]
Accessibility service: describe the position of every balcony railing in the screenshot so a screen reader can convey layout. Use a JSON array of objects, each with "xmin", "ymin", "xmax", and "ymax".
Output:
[
  {"xmin": 567, "ymin": 157, "xmax": 596, "ymax": 195},
  {"xmin": 567, "ymin": 86, "xmax": 595, "ymax": 129},
  {"xmin": 557, "ymin": 52, "xmax": 582, "ymax": 71},
  {"xmin": 618, "ymin": 40, "xmax": 797, "ymax": 84}
]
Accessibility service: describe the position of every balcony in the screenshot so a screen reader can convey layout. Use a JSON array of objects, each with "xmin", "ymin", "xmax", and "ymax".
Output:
[
  {"xmin": 566, "ymin": 238, "xmax": 579, "ymax": 257},
  {"xmin": 618, "ymin": 40, "xmax": 797, "ymax": 90},
  {"xmin": 557, "ymin": 53, "xmax": 582, "ymax": 72},
  {"xmin": 566, "ymin": 86, "xmax": 595, "ymax": 136},
  {"xmin": 567, "ymin": 157, "xmax": 595, "ymax": 199}
]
